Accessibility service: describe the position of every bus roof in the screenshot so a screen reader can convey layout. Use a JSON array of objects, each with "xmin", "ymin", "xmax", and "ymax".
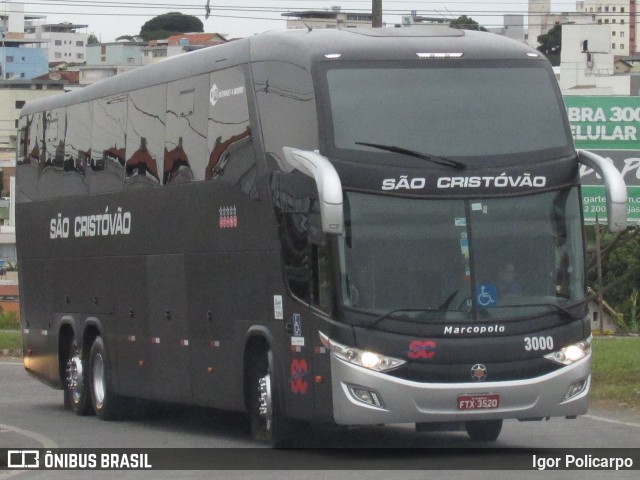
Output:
[{"xmin": 20, "ymin": 26, "xmax": 544, "ymax": 116}]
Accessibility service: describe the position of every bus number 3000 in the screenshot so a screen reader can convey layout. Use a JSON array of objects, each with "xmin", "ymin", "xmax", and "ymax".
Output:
[{"xmin": 524, "ymin": 336, "xmax": 554, "ymax": 351}]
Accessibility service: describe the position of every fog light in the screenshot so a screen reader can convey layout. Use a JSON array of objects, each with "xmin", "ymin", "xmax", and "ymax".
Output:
[
  {"xmin": 565, "ymin": 377, "xmax": 589, "ymax": 400},
  {"xmin": 346, "ymin": 384, "xmax": 385, "ymax": 408}
]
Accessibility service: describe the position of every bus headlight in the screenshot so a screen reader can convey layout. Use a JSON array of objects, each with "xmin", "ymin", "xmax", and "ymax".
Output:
[
  {"xmin": 319, "ymin": 332, "xmax": 406, "ymax": 372},
  {"xmin": 544, "ymin": 336, "xmax": 592, "ymax": 366}
]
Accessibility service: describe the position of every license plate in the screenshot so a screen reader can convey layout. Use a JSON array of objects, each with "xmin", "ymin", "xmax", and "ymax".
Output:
[{"xmin": 457, "ymin": 393, "xmax": 500, "ymax": 410}]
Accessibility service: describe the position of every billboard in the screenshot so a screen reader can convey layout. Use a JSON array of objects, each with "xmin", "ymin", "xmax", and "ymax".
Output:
[{"xmin": 564, "ymin": 96, "xmax": 640, "ymax": 224}]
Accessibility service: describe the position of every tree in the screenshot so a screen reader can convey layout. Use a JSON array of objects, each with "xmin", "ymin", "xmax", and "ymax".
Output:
[
  {"xmin": 537, "ymin": 24, "xmax": 562, "ymax": 66},
  {"xmin": 139, "ymin": 12, "xmax": 204, "ymax": 41},
  {"xmin": 587, "ymin": 225, "xmax": 640, "ymax": 331},
  {"xmin": 87, "ymin": 33, "xmax": 100, "ymax": 45},
  {"xmin": 449, "ymin": 15, "xmax": 487, "ymax": 32}
]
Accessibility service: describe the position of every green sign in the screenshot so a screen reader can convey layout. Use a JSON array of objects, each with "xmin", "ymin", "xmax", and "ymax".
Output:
[
  {"xmin": 565, "ymin": 96, "xmax": 640, "ymax": 225},
  {"xmin": 582, "ymin": 185, "xmax": 640, "ymax": 223},
  {"xmin": 564, "ymin": 96, "xmax": 640, "ymax": 150}
]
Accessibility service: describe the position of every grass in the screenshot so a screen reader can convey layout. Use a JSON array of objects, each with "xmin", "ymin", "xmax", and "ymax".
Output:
[
  {"xmin": 591, "ymin": 336, "xmax": 640, "ymax": 414},
  {"xmin": 0, "ymin": 311, "xmax": 20, "ymax": 330},
  {"xmin": 0, "ymin": 330, "xmax": 22, "ymax": 351}
]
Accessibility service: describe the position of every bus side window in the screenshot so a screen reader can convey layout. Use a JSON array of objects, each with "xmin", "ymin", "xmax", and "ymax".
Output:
[
  {"xmin": 206, "ymin": 66, "xmax": 255, "ymax": 195},
  {"xmin": 16, "ymin": 117, "xmax": 38, "ymax": 204},
  {"xmin": 252, "ymin": 61, "xmax": 318, "ymax": 162},
  {"xmin": 280, "ymin": 213, "xmax": 335, "ymax": 314},
  {"xmin": 275, "ymin": 171, "xmax": 334, "ymax": 313},
  {"xmin": 66, "ymin": 102, "xmax": 92, "ymax": 177},
  {"xmin": 165, "ymin": 74, "xmax": 208, "ymax": 183},
  {"xmin": 16, "ymin": 123, "xmax": 28, "ymax": 164},
  {"xmin": 126, "ymin": 84, "xmax": 166, "ymax": 187},
  {"xmin": 38, "ymin": 108, "xmax": 66, "ymax": 199},
  {"xmin": 90, "ymin": 95, "xmax": 127, "ymax": 193},
  {"xmin": 209, "ymin": 137, "xmax": 258, "ymax": 198}
]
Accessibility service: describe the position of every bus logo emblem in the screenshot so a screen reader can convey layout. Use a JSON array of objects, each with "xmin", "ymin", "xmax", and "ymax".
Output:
[{"xmin": 471, "ymin": 364, "xmax": 488, "ymax": 381}]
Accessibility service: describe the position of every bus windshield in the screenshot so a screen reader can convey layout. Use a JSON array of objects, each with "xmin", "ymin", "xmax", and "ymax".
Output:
[
  {"xmin": 338, "ymin": 188, "xmax": 585, "ymax": 323},
  {"xmin": 321, "ymin": 62, "xmax": 572, "ymax": 163}
]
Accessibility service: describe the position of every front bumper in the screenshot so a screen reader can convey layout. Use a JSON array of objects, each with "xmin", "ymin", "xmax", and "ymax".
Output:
[{"xmin": 330, "ymin": 353, "xmax": 591, "ymax": 425}]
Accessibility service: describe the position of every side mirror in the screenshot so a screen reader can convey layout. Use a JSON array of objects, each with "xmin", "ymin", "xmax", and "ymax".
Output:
[
  {"xmin": 578, "ymin": 150, "xmax": 628, "ymax": 232},
  {"xmin": 280, "ymin": 147, "xmax": 344, "ymax": 234}
]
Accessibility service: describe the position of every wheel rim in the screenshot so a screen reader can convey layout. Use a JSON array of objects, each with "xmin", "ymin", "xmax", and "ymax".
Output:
[
  {"xmin": 258, "ymin": 373, "xmax": 273, "ymax": 432},
  {"xmin": 66, "ymin": 354, "xmax": 84, "ymax": 404},
  {"xmin": 92, "ymin": 353, "xmax": 106, "ymax": 408}
]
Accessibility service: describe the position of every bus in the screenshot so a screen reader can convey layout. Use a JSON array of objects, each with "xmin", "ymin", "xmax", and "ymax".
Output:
[{"xmin": 16, "ymin": 26, "xmax": 627, "ymax": 446}]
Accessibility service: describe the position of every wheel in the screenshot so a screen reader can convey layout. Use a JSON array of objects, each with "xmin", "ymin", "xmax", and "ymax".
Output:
[
  {"xmin": 248, "ymin": 349, "xmax": 294, "ymax": 448},
  {"xmin": 64, "ymin": 341, "xmax": 93, "ymax": 415},
  {"xmin": 89, "ymin": 336, "xmax": 124, "ymax": 420},
  {"xmin": 465, "ymin": 419, "xmax": 503, "ymax": 442}
]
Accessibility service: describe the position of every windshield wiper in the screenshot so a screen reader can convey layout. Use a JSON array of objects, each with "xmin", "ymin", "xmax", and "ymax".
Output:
[
  {"xmin": 515, "ymin": 303, "xmax": 580, "ymax": 320},
  {"xmin": 526, "ymin": 303, "xmax": 580, "ymax": 320},
  {"xmin": 355, "ymin": 142, "xmax": 466, "ymax": 170},
  {"xmin": 368, "ymin": 308, "xmax": 442, "ymax": 329}
]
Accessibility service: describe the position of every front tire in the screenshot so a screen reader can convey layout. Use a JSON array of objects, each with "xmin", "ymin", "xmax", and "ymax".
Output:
[
  {"xmin": 465, "ymin": 419, "xmax": 503, "ymax": 442},
  {"xmin": 89, "ymin": 336, "xmax": 124, "ymax": 420},
  {"xmin": 248, "ymin": 349, "xmax": 293, "ymax": 448},
  {"xmin": 64, "ymin": 341, "xmax": 93, "ymax": 415}
]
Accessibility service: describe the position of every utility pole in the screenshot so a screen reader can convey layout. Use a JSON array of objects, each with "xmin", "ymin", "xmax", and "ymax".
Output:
[{"xmin": 372, "ymin": 0, "xmax": 383, "ymax": 28}]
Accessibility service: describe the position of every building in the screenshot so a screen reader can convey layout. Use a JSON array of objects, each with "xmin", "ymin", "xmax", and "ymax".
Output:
[
  {"xmin": 399, "ymin": 12, "xmax": 448, "ymax": 27},
  {"xmin": 488, "ymin": 15, "xmax": 526, "ymax": 43},
  {"xmin": 0, "ymin": 37, "xmax": 48, "ymax": 80},
  {"xmin": 0, "ymin": 2, "xmax": 44, "ymax": 36},
  {"xmin": 560, "ymin": 22, "xmax": 640, "ymax": 95},
  {"xmin": 141, "ymin": 33, "xmax": 227, "ymax": 66},
  {"xmin": 282, "ymin": 7, "xmax": 379, "ymax": 29},
  {"xmin": 86, "ymin": 40, "xmax": 144, "ymax": 67},
  {"xmin": 81, "ymin": 41, "xmax": 144, "ymax": 84},
  {"xmin": 527, "ymin": 0, "xmax": 556, "ymax": 48},
  {"xmin": 0, "ymin": 149, "xmax": 16, "ymax": 269},
  {"xmin": 576, "ymin": 0, "xmax": 638, "ymax": 56},
  {"xmin": 25, "ymin": 22, "xmax": 89, "ymax": 64},
  {"xmin": 0, "ymin": 79, "xmax": 66, "ymax": 148}
]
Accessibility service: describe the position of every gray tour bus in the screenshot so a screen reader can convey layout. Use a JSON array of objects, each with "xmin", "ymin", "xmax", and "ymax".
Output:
[{"xmin": 15, "ymin": 26, "xmax": 627, "ymax": 446}]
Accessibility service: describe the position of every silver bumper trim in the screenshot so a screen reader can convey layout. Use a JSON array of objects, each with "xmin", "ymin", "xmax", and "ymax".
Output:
[{"xmin": 330, "ymin": 353, "xmax": 591, "ymax": 425}]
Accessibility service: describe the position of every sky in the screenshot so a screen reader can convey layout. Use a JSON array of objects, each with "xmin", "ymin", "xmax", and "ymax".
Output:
[{"xmin": 3, "ymin": 1, "xmax": 579, "ymax": 42}]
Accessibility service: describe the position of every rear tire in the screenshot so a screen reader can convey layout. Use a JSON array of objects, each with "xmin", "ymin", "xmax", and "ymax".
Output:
[
  {"xmin": 64, "ymin": 340, "xmax": 93, "ymax": 415},
  {"xmin": 248, "ymin": 349, "xmax": 294, "ymax": 448},
  {"xmin": 465, "ymin": 419, "xmax": 503, "ymax": 442},
  {"xmin": 89, "ymin": 336, "xmax": 124, "ymax": 420}
]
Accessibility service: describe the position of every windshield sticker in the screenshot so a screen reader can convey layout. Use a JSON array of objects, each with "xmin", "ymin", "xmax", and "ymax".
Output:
[
  {"xmin": 293, "ymin": 313, "xmax": 302, "ymax": 336},
  {"xmin": 476, "ymin": 284, "xmax": 498, "ymax": 308},
  {"xmin": 273, "ymin": 295, "xmax": 283, "ymax": 320},
  {"xmin": 459, "ymin": 238, "xmax": 469, "ymax": 257},
  {"xmin": 454, "ymin": 218, "xmax": 466, "ymax": 227},
  {"xmin": 471, "ymin": 202, "xmax": 483, "ymax": 211}
]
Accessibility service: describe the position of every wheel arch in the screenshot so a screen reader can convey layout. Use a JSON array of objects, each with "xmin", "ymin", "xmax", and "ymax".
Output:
[
  {"xmin": 57, "ymin": 317, "xmax": 76, "ymax": 388},
  {"xmin": 81, "ymin": 318, "xmax": 102, "ymax": 359}
]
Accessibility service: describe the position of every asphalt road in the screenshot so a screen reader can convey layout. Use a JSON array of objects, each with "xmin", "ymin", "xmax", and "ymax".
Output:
[{"xmin": 0, "ymin": 358, "xmax": 638, "ymax": 480}]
